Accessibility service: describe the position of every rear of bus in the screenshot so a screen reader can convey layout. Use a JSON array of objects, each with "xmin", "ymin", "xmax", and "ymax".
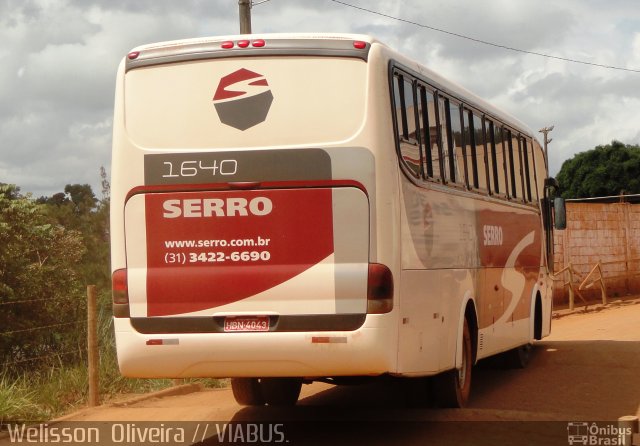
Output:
[{"xmin": 110, "ymin": 35, "xmax": 397, "ymax": 390}]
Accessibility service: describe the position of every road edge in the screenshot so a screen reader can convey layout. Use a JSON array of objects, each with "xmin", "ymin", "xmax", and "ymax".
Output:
[{"xmin": 52, "ymin": 383, "xmax": 204, "ymax": 422}]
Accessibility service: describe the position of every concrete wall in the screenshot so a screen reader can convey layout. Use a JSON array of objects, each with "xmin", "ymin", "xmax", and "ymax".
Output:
[{"xmin": 553, "ymin": 202, "xmax": 640, "ymax": 303}]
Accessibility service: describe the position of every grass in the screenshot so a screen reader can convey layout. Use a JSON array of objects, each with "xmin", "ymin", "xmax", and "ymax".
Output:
[
  {"xmin": 0, "ymin": 293, "xmax": 227, "ymax": 423},
  {"xmin": 0, "ymin": 374, "xmax": 49, "ymax": 422}
]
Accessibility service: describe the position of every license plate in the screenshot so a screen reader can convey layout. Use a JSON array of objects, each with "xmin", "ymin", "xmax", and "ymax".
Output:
[{"xmin": 223, "ymin": 316, "xmax": 270, "ymax": 332}]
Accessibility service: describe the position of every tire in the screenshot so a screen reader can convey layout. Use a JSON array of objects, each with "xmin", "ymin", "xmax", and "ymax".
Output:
[
  {"xmin": 434, "ymin": 318, "xmax": 472, "ymax": 408},
  {"xmin": 231, "ymin": 378, "xmax": 265, "ymax": 406},
  {"xmin": 503, "ymin": 344, "xmax": 532, "ymax": 369},
  {"xmin": 534, "ymin": 298, "xmax": 543, "ymax": 340},
  {"xmin": 260, "ymin": 378, "xmax": 302, "ymax": 406}
]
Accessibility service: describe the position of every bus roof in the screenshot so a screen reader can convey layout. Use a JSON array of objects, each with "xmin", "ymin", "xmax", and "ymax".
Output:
[
  {"xmin": 125, "ymin": 33, "xmax": 380, "ymax": 72},
  {"xmin": 129, "ymin": 33, "xmax": 381, "ymax": 52},
  {"xmin": 124, "ymin": 32, "xmax": 538, "ymax": 144}
]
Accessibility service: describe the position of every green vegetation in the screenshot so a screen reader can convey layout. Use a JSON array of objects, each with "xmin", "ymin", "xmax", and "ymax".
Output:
[
  {"xmin": 556, "ymin": 141, "xmax": 640, "ymax": 199},
  {"xmin": 0, "ymin": 173, "xmax": 224, "ymax": 423},
  {"xmin": 1, "ymin": 295, "xmax": 224, "ymax": 421}
]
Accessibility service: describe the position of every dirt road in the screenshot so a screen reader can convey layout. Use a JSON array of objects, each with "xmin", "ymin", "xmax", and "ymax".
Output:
[{"xmin": 11, "ymin": 299, "xmax": 639, "ymax": 445}]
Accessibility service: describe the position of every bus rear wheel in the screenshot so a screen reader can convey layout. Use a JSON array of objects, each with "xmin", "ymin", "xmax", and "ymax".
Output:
[
  {"xmin": 261, "ymin": 378, "xmax": 302, "ymax": 406},
  {"xmin": 434, "ymin": 318, "xmax": 472, "ymax": 408},
  {"xmin": 503, "ymin": 344, "xmax": 532, "ymax": 369},
  {"xmin": 231, "ymin": 378, "xmax": 265, "ymax": 406}
]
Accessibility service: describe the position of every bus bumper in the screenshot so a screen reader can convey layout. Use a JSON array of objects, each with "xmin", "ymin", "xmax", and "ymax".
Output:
[{"xmin": 113, "ymin": 316, "xmax": 396, "ymax": 378}]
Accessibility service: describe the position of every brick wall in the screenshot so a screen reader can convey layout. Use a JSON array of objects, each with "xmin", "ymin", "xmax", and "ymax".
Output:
[{"xmin": 553, "ymin": 202, "xmax": 640, "ymax": 303}]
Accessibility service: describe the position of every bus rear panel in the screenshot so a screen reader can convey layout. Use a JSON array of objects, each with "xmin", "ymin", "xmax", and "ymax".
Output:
[{"xmin": 111, "ymin": 35, "xmax": 397, "ymax": 379}]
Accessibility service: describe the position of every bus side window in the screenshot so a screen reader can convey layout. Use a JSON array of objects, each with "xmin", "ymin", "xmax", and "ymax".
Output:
[
  {"xmin": 462, "ymin": 110, "xmax": 476, "ymax": 187},
  {"xmin": 533, "ymin": 139, "xmax": 545, "ymax": 202},
  {"xmin": 393, "ymin": 73, "xmax": 422, "ymax": 178},
  {"xmin": 513, "ymin": 134, "xmax": 525, "ymax": 202},
  {"xmin": 393, "ymin": 74, "xmax": 404, "ymax": 139},
  {"xmin": 494, "ymin": 124, "xmax": 508, "ymax": 198},
  {"xmin": 525, "ymin": 137, "xmax": 539, "ymax": 202},
  {"xmin": 485, "ymin": 119, "xmax": 499, "ymax": 195},
  {"xmin": 446, "ymin": 99, "xmax": 466, "ymax": 186},
  {"xmin": 419, "ymin": 86, "xmax": 442, "ymax": 181},
  {"xmin": 438, "ymin": 95, "xmax": 450, "ymax": 182},
  {"xmin": 469, "ymin": 111, "xmax": 488, "ymax": 192},
  {"xmin": 474, "ymin": 114, "xmax": 489, "ymax": 192},
  {"xmin": 505, "ymin": 129, "xmax": 517, "ymax": 199},
  {"xmin": 521, "ymin": 136, "xmax": 533, "ymax": 202}
]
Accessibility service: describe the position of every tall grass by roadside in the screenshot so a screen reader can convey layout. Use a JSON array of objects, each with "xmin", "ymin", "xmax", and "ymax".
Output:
[
  {"xmin": 0, "ymin": 374, "xmax": 49, "ymax": 422},
  {"xmin": 0, "ymin": 291, "xmax": 226, "ymax": 423}
]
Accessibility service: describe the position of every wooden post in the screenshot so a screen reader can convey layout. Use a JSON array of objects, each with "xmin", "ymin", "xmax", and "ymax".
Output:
[
  {"xmin": 597, "ymin": 263, "xmax": 608, "ymax": 305},
  {"xmin": 87, "ymin": 285, "xmax": 99, "ymax": 407},
  {"xmin": 568, "ymin": 263, "xmax": 575, "ymax": 311},
  {"xmin": 239, "ymin": 0, "xmax": 252, "ymax": 34},
  {"xmin": 623, "ymin": 204, "xmax": 631, "ymax": 294}
]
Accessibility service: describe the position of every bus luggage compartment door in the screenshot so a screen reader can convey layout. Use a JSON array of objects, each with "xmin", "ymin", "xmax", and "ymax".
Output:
[{"xmin": 123, "ymin": 186, "xmax": 369, "ymax": 327}]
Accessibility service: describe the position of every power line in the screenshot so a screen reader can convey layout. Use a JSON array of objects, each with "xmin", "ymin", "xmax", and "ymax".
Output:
[{"xmin": 329, "ymin": 0, "xmax": 640, "ymax": 74}]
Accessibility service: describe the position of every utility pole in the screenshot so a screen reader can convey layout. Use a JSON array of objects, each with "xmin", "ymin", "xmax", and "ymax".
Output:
[
  {"xmin": 239, "ymin": 0, "xmax": 252, "ymax": 34},
  {"xmin": 539, "ymin": 125, "xmax": 554, "ymax": 176}
]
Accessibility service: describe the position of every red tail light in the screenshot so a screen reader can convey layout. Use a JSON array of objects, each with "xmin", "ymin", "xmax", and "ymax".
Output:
[
  {"xmin": 367, "ymin": 263, "xmax": 393, "ymax": 314},
  {"xmin": 112, "ymin": 269, "xmax": 129, "ymax": 305}
]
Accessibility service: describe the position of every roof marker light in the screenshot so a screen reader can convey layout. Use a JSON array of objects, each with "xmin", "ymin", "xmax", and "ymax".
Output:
[
  {"xmin": 252, "ymin": 39, "xmax": 265, "ymax": 48},
  {"xmin": 221, "ymin": 41, "xmax": 234, "ymax": 49},
  {"xmin": 237, "ymin": 40, "xmax": 250, "ymax": 48},
  {"xmin": 127, "ymin": 51, "xmax": 140, "ymax": 60},
  {"xmin": 353, "ymin": 41, "xmax": 367, "ymax": 49}
]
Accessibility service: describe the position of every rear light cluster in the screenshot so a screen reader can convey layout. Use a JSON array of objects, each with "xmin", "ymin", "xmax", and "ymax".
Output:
[
  {"xmin": 221, "ymin": 39, "xmax": 265, "ymax": 49},
  {"xmin": 367, "ymin": 263, "xmax": 394, "ymax": 314},
  {"xmin": 112, "ymin": 269, "xmax": 129, "ymax": 305},
  {"xmin": 112, "ymin": 264, "xmax": 390, "ymax": 316}
]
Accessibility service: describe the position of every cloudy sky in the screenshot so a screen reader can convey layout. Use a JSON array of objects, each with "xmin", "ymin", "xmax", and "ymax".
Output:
[{"xmin": 1, "ymin": 0, "xmax": 639, "ymax": 197}]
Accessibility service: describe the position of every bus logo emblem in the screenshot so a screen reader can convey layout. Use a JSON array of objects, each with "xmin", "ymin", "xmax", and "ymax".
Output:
[{"xmin": 212, "ymin": 68, "xmax": 273, "ymax": 131}]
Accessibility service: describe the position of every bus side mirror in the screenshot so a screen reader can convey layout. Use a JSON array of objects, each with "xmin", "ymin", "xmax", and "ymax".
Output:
[
  {"xmin": 544, "ymin": 177, "xmax": 559, "ymax": 189},
  {"xmin": 554, "ymin": 197, "xmax": 567, "ymax": 230}
]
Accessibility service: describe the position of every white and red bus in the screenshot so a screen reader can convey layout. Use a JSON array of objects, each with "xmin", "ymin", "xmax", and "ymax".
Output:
[{"xmin": 110, "ymin": 33, "xmax": 564, "ymax": 407}]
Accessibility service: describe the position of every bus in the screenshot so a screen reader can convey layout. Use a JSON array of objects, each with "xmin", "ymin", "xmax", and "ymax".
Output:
[{"xmin": 110, "ymin": 33, "xmax": 565, "ymax": 408}]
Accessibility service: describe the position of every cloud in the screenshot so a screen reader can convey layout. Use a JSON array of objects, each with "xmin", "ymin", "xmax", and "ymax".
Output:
[
  {"xmin": 0, "ymin": 0, "xmax": 639, "ymax": 195},
  {"xmin": 0, "ymin": 0, "xmax": 240, "ymax": 196}
]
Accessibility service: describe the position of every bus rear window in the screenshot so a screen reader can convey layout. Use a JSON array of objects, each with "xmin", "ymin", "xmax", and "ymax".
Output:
[{"xmin": 124, "ymin": 57, "xmax": 367, "ymax": 149}]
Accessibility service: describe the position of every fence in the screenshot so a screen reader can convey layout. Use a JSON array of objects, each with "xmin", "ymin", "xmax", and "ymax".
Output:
[
  {"xmin": 553, "ymin": 200, "xmax": 640, "ymax": 305},
  {"xmin": 0, "ymin": 285, "xmax": 108, "ymax": 415},
  {"xmin": 0, "ymin": 296, "xmax": 87, "ymax": 372}
]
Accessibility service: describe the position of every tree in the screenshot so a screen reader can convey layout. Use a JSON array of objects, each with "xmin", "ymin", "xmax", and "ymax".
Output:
[
  {"xmin": 40, "ymin": 183, "xmax": 110, "ymax": 290},
  {"xmin": 556, "ymin": 141, "xmax": 640, "ymax": 199},
  {"xmin": 0, "ymin": 185, "xmax": 86, "ymax": 371}
]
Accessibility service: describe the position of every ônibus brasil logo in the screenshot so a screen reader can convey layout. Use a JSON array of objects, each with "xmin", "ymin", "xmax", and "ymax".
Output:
[{"xmin": 212, "ymin": 68, "xmax": 273, "ymax": 131}]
